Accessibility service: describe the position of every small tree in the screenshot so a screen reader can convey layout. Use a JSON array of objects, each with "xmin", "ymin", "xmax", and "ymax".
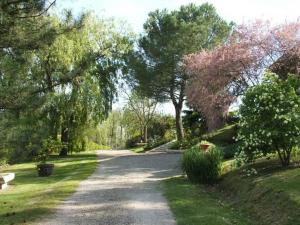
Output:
[
  {"xmin": 237, "ymin": 72, "xmax": 300, "ymax": 167},
  {"xmin": 124, "ymin": 91, "xmax": 157, "ymax": 143}
]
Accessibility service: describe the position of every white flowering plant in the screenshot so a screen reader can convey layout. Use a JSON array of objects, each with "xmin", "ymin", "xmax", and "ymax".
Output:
[{"xmin": 236, "ymin": 72, "xmax": 300, "ymax": 167}]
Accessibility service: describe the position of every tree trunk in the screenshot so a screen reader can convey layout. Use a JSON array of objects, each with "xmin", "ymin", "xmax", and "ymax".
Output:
[
  {"xmin": 175, "ymin": 105, "xmax": 184, "ymax": 141},
  {"xmin": 60, "ymin": 126, "xmax": 68, "ymax": 156},
  {"xmin": 144, "ymin": 125, "xmax": 148, "ymax": 143},
  {"xmin": 49, "ymin": 106, "xmax": 59, "ymax": 139},
  {"xmin": 277, "ymin": 149, "xmax": 291, "ymax": 167}
]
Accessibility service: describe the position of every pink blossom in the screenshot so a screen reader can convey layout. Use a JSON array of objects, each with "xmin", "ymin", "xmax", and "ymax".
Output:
[{"xmin": 184, "ymin": 20, "xmax": 300, "ymax": 130}]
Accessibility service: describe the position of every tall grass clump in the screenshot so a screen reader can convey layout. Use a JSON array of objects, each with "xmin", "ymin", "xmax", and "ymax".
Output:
[{"xmin": 182, "ymin": 145, "xmax": 223, "ymax": 184}]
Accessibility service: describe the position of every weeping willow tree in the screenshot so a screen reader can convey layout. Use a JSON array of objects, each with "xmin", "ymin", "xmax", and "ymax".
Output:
[{"xmin": 0, "ymin": 10, "xmax": 133, "ymax": 161}]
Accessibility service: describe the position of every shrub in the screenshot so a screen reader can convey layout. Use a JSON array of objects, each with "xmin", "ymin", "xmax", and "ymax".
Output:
[
  {"xmin": 36, "ymin": 138, "xmax": 64, "ymax": 164},
  {"xmin": 225, "ymin": 110, "xmax": 240, "ymax": 124},
  {"xmin": 143, "ymin": 137, "xmax": 170, "ymax": 150},
  {"xmin": 147, "ymin": 115, "xmax": 176, "ymax": 140},
  {"xmin": 182, "ymin": 110, "xmax": 207, "ymax": 138},
  {"xmin": 169, "ymin": 140, "xmax": 181, "ymax": 150},
  {"xmin": 87, "ymin": 141, "xmax": 111, "ymax": 151},
  {"xmin": 237, "ymin": 73, "xmax": 300, "ymax": 167},
  {"xmin": 220, "ymin": 143, "xmax": 238, "ymax": 159},
  {"xmin": 125, "ymin": 135, "xmax": 142, "ymax": 148},
  {"xmin": 170, "ymin": 137, "xmax": 200, "ymax": 150},
  {"xmin": 182, "ymin": 145, "xmax": 223, "ymax": 184}
]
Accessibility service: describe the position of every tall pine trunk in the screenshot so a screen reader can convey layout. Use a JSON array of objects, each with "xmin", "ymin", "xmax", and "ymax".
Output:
[{"xmin": 175, "ymin": 105, "xmax": 184, "ymax": 141}]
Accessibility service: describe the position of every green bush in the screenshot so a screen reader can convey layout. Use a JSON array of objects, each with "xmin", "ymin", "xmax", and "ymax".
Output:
[
  {"xmin": 36, "ymin": 138, "xmax": 64, "ymax": 164},
  {"xmin": 87, "ymin": 141, "xmax": 111, "ymax": 151},
  {"xmin": 125, "ymin": 135, "xmax": 142, "ymax": 148},
  {"xmin": 225, "ymin": 110, "xmax": 240, "ymax": 124},
  {"xmin": 143, "ymin": 137, "xmax": 170, "ymax": 150},
  {"xmin": 220, "ymin": 143, "xmax": 238, "ymax": 159},
  {"xmin": 182, "ymin": 145, "xmax": 223, "ymax": 184},
  {"xmin": 182, "ymin": 110, "xmax": 207, "ymax": 138},
  {"xmin": 237, "ymin": 72, "xmax": 300, "ymax": 167},
  {"xmin": 170, "ymin": 137, "xmax": 200, "ymax": 150}
]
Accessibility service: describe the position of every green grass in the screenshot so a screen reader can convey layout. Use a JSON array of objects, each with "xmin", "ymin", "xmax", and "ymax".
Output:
[
  {"xmin": 0, "ymin": 153, "xmax": 98, "ymax": 225},
  {"xmin": 203, "ymin": 124, "xmax": 237, "ymax": 145},
  {"xmin": 129, "ymin": 146, "xmax": 146, "ymax": 153},
  {"xmin": 163, "ymin": 177, "xmax": 254, "ymax": 225},
  {"xmin": 164, "ymin": 157, "xmax": 300, "ymax": 225},
  {"xmin": 220, "ymin": 158, "xmax": 300, "ymax": 225}
]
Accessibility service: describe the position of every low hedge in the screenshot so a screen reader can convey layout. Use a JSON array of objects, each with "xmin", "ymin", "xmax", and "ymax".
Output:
[{"xmin": 182, "ymin": 145, "xmax": 223, "ymax": 184}]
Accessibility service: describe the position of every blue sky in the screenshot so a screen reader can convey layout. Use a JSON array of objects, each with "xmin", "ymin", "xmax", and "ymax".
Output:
[
  {"xmin": 53, "ymin": 0, "xmax": 300, "ymax": 114},
  {"xmin": 56, "ymin": 0, "xmax": 299, "ymax": 33}
]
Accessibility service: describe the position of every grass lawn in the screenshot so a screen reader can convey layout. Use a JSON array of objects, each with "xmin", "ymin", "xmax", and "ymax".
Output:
[
  {"xmin": 164, "ymin": 157, "xmax": 300, "ymax": 225},
  {"xmin": 0, "ymin": 153, "xmax": 98, "ymax": 225},
  {"xmin": 220, "ymin": 158, "xmax": 300, "ymax": 225},
  {"xmin": 163, "ymin": 177, "xmax": 254, "ymax": 225},
  {"xmin": 129, "ymin": 146, "xmax": 146, "ymax": 153}
]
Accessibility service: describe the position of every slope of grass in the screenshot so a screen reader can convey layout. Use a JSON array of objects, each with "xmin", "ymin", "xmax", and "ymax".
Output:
[
  {"xmin": 163, "ymin": 177, "xmax": 254, "ymax": 225},
  {"xmin": 164, "ymin": 157, "xmax": 300, "ymax": 225},
  {"xmin": 204, "ymin": 124, "xmax": 237, "ymax": 145},
  {"xmin": 0, "ymin": 153, "xmax": 97, "ymax": 225},
  {"xmin": 220, "ymin": 159, "xmax": 300, "ymax": 225}
]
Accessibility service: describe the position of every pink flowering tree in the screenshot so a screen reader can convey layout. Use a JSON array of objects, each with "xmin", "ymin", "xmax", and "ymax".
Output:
[{"xmin": 184, "ymin": 20, "xmax": 300, "ymax": 130}]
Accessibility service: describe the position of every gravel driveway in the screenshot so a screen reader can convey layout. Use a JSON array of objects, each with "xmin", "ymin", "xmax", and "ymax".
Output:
[{"xmin": 36, "ymin": 150, "xmax": 182, "ymax": 225}]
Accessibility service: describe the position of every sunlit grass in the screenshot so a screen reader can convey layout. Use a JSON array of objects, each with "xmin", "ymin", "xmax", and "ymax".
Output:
[
  {"xmin": 163, "ymin": 176, "xmax": 253, "ymax": 225},
  {"xmin": 0, "ymin": 153, "xmax": 98, "ymax": 225}
]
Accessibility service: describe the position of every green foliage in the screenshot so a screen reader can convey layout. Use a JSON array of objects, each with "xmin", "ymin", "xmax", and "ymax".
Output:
[
  {"xmin": 170, "ymin": 137, "xmax": 200, "ymax": 150},
  {"xmin": 220, "ymin": 143, "xmax": 239, "ymax": 159},
  {"xmin": 136, "ymin": 3, "xmax": 232, "ymax": 99},
  {"xmin": 182, "ymin": 110, "xmax": 207, "ymax": 138},
  {"xmin": 147, "ymin": 114, "xmax": 176, "ymax": 140},
  {"xmin": 96, "ymin": 110, "xmax": 127, "ymax": 149},
  {"xmin": 128, "ymin": 3, "xmax": 232, "ymax": 140},
  {"xmin": 143, "ymin": 137, "xmax": 172, "ymax": 151},
  {"xmin": 226, "ymin": 110, "xmax": 240, "ymax": 124},
  {"xmin": 0, "ymin": 12, "xmax": 133, "ymax": 160},
  {"xmin": 125, "ymin": 135, "xmax": 142, "ymax": 148},
  {"xmin": 0, "ymin": 1, "xmax": 57, "ymax": 51},
  {"xmin": 200, "ymin": 140, "xmax": 211, "ymax": 145},
  {"xmin": 182, "ymin": 145, "xmax": 223, "ymax": 184},
  {"xmin": 36, "ymin": 138, "xmax": 64, "ymax": 163},
  {"xmin": 87, "ymin": 141, "xmax": 110, "ymax": 151},
  {"xmin": 237, "ymin": 72, "xmax": 300, "ymax": 166}
]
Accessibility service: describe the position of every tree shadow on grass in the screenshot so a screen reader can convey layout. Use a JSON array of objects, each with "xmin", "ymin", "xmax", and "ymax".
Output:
[
  {"xmin": 0, "ymin": 208, "xmax": 47, "ymax": 225},
  {"xmin": 1, "ymin": 152, "xmax": 182, "ymax": 225}
]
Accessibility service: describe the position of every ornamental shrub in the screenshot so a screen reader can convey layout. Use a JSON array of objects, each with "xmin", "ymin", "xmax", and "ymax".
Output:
[
  {"xmin": 182, "ymin": 145, "xmax": 223, "ymax": 184},
  {"xmin": 237, "ymin": 72, "xmax": 300, "ymax": 167},
  {"xmin": 125, "ymin": 135, "xmax": 142, "ymax": 148}
]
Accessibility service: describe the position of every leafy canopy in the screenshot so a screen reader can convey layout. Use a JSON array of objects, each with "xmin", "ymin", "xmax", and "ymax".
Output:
[
  {"xmin": 237, "ymin": 72, "xmax": 300, "ymax": 166},
  {"xmin": 134, "ymin": 3, "xmax": 232, "ymax": 101}
]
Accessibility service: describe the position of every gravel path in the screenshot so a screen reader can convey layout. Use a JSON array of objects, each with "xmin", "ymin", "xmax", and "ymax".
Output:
[{"xmin": 36, "ymin": 150, "xmax": 182, "ymax": 225}]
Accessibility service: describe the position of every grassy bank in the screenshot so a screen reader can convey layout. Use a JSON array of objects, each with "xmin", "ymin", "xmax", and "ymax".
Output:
[
  {"xmin": 164, "ymin": 158, "xmax": 300, "ymax": 225},
  {"xmin": 163, "ymin": 177, "xmax": 254, "ymax": 225},
  {"xmin": 129, "ymin": 146, "xmax": 146, "ymax": 153},
  {"xmin": 0, "ymin": 153, "xmax": 98, "ymax": 225},
  {"xmin": 220, "ymin": 159, "xmax": 300, "ymax": 225}
]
